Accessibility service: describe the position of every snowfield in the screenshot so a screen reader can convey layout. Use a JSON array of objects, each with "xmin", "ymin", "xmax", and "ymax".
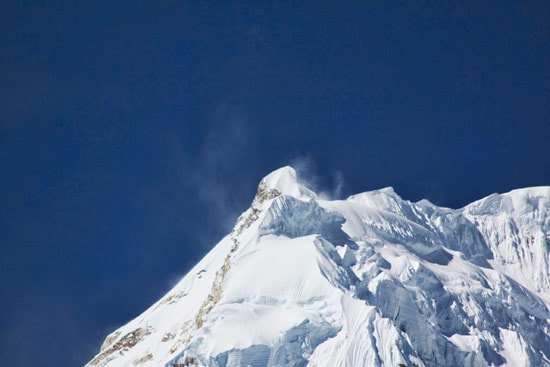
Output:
[{"xmin": 87, "ymin": 166, "xmax": 550, "ymax": 367}]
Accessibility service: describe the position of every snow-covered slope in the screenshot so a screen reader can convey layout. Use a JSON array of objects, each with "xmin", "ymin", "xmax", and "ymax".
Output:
[{"xmin": 87, "ymin": 166, "xmax": 550, "ymax": 367}]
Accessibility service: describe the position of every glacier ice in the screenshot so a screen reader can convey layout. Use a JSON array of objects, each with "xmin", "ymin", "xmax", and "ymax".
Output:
[{"xmin": 86, "ymin": 167, "xmax": 550, "ymax": 367}]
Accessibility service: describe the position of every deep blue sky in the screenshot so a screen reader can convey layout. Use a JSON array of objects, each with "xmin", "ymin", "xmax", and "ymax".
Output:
[{"xmin": 1, "ymin": 2, "xmax": 548, "ymax": 366}]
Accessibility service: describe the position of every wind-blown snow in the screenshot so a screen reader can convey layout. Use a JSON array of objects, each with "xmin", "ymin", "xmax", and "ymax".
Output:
[{"xmin": 87, "ymin": 166, "xmax": 550, "ymax": 367}]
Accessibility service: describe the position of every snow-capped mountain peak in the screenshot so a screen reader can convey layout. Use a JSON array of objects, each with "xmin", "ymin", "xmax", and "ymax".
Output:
[
  {"xmin": 87, "ymin": 167, "xmax": 550, "ymax": 367},
  {"xmin": 259, "ymin": 166, "xmax": 317, "ymax": 201}
]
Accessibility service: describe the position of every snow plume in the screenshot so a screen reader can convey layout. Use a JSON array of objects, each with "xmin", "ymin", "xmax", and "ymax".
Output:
[
  {"xmin": 290, "ymin": 156, "xmax": 346, "ymax": 200},
  {"xmin": 185, "ymin": 102, "xmax": 258, "ymax": 238},
  {"xmin": 331, "ymin": 170, "xmax": 345, "ymax": 199}
]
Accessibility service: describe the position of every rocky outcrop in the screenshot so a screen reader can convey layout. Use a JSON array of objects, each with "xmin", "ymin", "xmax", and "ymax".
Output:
[{"xmin": 89, "ymin": 327, "xmax": 152, "ymax": 366}]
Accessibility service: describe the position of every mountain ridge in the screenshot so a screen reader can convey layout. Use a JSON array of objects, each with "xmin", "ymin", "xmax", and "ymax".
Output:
[{"xmin": 87, "ymin": 166, "xmax": 550, "ymax": 367}]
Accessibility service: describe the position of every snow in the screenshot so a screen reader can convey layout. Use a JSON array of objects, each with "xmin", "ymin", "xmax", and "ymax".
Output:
[
  {"xmin": 307, "ymin": 295, "xmax": 412, "ymax": 367},
  {"xmin": 499, "ymin": 328, "xmax": 530, "ymax": 367},
  {"xmin": 262, "ymin": 166, "xmax": 317, "ymax": 200},
  {"xmin": 86, "ymin": 167, "xmax": 550, "ymax": 367},
  {"xmin": 222, "ymin": 235, "xmax": 340, "ymax": 305}
]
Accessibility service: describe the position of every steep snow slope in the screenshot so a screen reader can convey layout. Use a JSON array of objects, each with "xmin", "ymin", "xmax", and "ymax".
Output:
[{"xmin": 87, "ymin": 166, "xmax": 550, "ymax": 367}]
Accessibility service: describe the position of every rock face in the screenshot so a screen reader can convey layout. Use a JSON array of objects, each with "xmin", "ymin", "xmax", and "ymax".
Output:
[{"xmin": 86, "ymin": 166, "xmax": 550, "ymax": 367}]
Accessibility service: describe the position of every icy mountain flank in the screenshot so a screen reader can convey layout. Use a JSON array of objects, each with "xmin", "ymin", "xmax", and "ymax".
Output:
[{"xmin": 87, "ymin": 166, "xmax": 550, "ymax": 367}]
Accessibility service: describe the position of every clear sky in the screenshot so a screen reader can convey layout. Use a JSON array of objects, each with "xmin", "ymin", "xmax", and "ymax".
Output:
[{"xmin": 1, "ymin": 2, "xmax": 548, "ymax": 366}]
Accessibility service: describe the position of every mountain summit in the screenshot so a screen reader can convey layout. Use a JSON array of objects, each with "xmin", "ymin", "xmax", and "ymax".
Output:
[{"xmin": 87, "ymin": 167, "xmax": 550, "ymax": 367}]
